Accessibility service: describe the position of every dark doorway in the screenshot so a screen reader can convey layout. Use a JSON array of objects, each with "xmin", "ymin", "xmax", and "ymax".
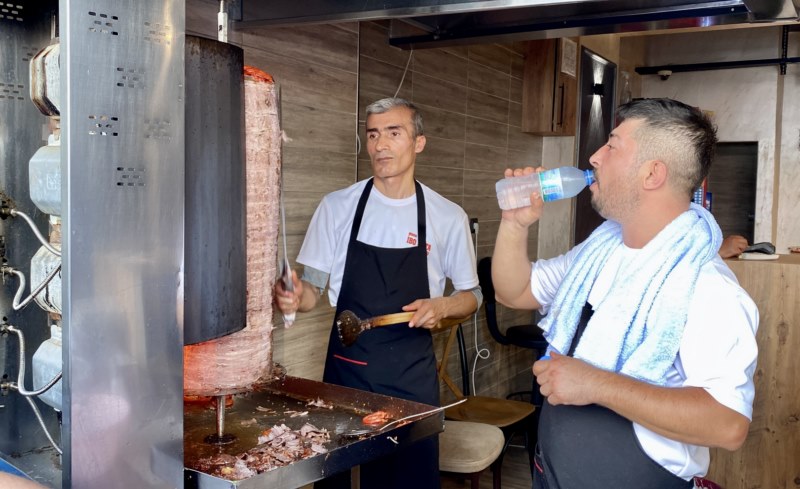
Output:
[
  {"xmin": 574, "ymin": 47, "xmax": 616, "ymax": 244},
  {"xmin": 707, "ymin": 142, "xmax": 758, "ymax": 243}
]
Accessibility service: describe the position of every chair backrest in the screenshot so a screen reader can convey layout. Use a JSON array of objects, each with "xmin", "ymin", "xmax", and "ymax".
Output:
[
  {"xmin": 437, "ymin": 323, "xmax": 467, "ymax": 399},
  {"xmin": 477, "ymin": 256, "xmax": 510, "ymax": 345}
]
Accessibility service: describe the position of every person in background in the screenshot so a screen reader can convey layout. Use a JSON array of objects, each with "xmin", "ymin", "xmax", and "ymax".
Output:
[
  {"xmin": 273, "ymin": 97, "xmax": 480, "ymax": 489},
  {"xmin": 718, "ymin": 234, "xmax": 748, "ymax": 258},
  {"xmin": 492, "ymin": 98, "xmax": 758, "ymax": 489}
]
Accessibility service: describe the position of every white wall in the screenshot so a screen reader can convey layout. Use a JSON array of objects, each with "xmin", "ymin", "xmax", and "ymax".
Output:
[{"xmin": 638, "ymin": 26, "xmax": 800, "ymax": 251}]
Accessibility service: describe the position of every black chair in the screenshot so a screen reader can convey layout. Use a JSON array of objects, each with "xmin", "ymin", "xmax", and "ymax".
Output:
[{"xmin": 477, "ymin": 256, "xmax": 548, "ymax": 413}]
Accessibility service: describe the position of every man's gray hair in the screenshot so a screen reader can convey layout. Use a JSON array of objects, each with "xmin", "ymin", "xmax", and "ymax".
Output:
[
  {"xmin": 617, "ymin": 98, "xmax": 717, "ymax": 199},
  {"xmin": 365, "ymin": 97, "xmax": 424, "ymax": 138}
]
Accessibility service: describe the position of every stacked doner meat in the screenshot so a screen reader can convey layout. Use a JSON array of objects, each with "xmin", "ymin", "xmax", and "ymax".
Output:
[
  {"xmin": 196, "ymin": 423, "xmax": 330, "ymax": 480},
  {"xmin": 183, "ymin": 66, "xmax": 281, "ymax": 396}
]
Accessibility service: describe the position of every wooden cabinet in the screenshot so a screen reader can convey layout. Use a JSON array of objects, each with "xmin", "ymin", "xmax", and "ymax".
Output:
[
  {"xmin": 706, "ymin": 255, "xmax": 800, "ymax": 488},
  {"xmin": 522, "ymin": 38, "xmax": 579, "ymax": 136}
]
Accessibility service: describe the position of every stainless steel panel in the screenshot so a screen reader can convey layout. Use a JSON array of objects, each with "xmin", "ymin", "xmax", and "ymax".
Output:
[
  {"xmin": 0, "ymin": 3, "xmax": 62, "ymax": 486},
  {"xmin": 60, "ymin": 0, "xmax": 185, "ymax": 487},
  {"xmin": 184, "ymin": 36, "xmax": 246, "ymax": 345}
]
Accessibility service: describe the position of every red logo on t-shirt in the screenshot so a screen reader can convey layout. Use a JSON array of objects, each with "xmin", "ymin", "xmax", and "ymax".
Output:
[{"xmin": 406, "ymin": 233, "xmax": 431, "ymax": 255}]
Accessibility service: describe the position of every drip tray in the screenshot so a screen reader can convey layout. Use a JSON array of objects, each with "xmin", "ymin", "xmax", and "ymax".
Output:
[{"xmin": 184, "ymin": 375, "xmax": 442, "ymax": 488}]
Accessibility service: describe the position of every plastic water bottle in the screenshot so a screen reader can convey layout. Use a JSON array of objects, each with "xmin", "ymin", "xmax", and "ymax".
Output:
[{"xmin": 495, "ymin": 167, "xmax": 595, "ymax": 210}]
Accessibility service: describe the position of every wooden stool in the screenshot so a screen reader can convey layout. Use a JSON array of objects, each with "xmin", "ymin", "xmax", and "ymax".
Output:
[
  {"xmin": 439, "ymin": 420, "xmax": 505, "ymax": 489},
  {"xmin": 436, "ymin": 322, "xmax": 537, "ymax": 488}
]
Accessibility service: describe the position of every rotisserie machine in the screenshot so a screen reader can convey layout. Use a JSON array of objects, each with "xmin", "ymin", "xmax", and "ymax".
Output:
[{"xmin": 0, "ymin": 2, "xmax": 443, "ymax": 488}]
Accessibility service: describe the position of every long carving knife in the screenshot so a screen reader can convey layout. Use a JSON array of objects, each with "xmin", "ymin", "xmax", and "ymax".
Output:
[
  {"xmin": 277, "ymin": 83, "xmax": 295, "ymax": 328},
  {"xmin": 280, "ymin": 194, "xmax": 295, "ymax": 328}
]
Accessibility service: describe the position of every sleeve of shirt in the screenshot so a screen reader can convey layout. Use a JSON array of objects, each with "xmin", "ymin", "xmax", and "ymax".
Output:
[
  {"xmin": 296, "ymin": 196, "xmax": 337, "ymax": 274},
  {"xmin": 442, "ymin": 211, "xmax": 479, "ymax": 292},
  {"xmin": 679, "ymin": 266, "xmax": 759, "ymax": 420},
  {"xmin": 530, "ymin": 242, "xmax": 584, "ymax": 314}
]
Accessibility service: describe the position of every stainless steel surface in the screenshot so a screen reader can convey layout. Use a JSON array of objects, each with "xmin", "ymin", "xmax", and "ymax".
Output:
[
  {"xmin": 234, "ymin": 0, "xmax": 797, "ymax": 49},
  {"xmin": 61, "ymin": 0, "xmax": 185, "ymax": 487},
  {"xmin": 341, "ymin": 398, "xmax": 466, "ymax": 438},
  {"xmin": 184, "ymin": 376, "xmax": 445, "ymax": 489},
  {"xmin": 1, "ymin": 2, "xmax": 62, "ymax": 487},
  {"xmin": 184, "ymin": 35, "xmax": 247, "ymax": 345}
]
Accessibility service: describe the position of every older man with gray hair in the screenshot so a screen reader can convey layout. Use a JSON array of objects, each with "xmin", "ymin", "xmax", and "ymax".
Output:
[{"xmin": 274, "ymin": 97, "xmax": 480, "ymax": 489}]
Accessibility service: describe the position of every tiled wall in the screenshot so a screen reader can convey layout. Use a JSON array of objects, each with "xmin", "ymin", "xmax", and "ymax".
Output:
[{"xmin": 188, "ymin": 3, "xmax": 547, "ymax": 399}]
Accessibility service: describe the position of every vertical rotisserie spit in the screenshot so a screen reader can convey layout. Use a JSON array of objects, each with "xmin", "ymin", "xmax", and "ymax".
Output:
[{"xmin": 182, "ymin": 37, "xmax": 281, "ymax": 448}]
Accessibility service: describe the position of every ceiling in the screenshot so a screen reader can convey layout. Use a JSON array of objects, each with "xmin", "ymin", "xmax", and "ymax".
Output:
[{"xmin": 232, "ymin": 0, "xmax": 800, "ymax": 49}]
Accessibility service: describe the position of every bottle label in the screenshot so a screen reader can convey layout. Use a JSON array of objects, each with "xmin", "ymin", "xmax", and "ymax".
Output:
[{"xmin": 539, "ymin": 170, "xmax": 565, "ymax": 202}]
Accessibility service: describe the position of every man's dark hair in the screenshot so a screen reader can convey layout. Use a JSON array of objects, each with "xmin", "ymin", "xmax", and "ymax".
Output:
[{"xmin": 617, "ymin": 98, "xmax": 717, "ymax": 198}]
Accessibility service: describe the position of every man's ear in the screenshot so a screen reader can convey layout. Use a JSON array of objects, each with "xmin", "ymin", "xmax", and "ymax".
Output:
[
  {"xmin": 642, "ymin": 159, "xmax": 667, "ymax": 190},
  {"xmin": 415, "ymin": 134, "xmax": 427, "ymax": 153}
]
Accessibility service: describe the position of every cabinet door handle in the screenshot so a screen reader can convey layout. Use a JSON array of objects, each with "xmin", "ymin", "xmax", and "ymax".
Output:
[{"xmin": 557, "ymin": 83, "xmax": 565, "ymax": 127}]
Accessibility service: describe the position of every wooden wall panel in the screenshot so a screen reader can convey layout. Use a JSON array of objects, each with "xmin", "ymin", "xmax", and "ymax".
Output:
[{"xmin": 706, "ymin": 256, "xmax": 800, "ymax": 488}]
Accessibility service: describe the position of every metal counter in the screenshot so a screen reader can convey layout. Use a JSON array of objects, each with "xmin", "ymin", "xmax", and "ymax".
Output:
[{"xmin": 184, "ymin": 376, "xmax": 443, "ymax": 488}]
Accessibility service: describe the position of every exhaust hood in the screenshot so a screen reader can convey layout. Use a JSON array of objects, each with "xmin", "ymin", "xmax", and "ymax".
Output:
[{"xmin": 233, "ymin": 0, "xmax": 799, "ymax": 49}]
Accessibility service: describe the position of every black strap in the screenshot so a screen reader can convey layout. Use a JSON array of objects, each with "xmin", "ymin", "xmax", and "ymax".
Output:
[{"xmin": 566, "ymin": 302, "xmax": 595, "ymax": 356}]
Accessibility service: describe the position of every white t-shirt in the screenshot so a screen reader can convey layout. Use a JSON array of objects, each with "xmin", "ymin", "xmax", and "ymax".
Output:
[
  {"xmin": 297, "ymin": 179, "xmax": 479, "ymax": 306},
  {"xmin": 530, "ymin": 242, "xmax": 759, "ymax": 479}
]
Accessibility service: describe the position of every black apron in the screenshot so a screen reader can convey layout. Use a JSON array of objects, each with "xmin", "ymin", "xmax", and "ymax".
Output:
[
  {"xmin": 317, "ymin": 178, "xmax": 440, "ymax": 489},
  {"xmin": 533, "ymin": 303, "xmax": 693, "ymax": 489}
]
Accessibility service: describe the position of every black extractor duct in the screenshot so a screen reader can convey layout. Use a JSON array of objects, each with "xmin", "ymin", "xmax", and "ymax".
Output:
[{"xmin": 231, "ymin": 0, "xmax": 799, "ymax": 49}]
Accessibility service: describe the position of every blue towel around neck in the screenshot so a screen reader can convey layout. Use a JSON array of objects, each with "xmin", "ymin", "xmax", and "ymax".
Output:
[{"xmin": 539, "ymin": 203, "xmax": 723, "ymax": 385}]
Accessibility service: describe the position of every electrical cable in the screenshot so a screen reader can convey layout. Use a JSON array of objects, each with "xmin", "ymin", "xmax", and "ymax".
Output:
[
  {"xmin": 469, "ymin": 221, "xmax": 490, "ymax": 395},
  {"xmin": 8, "ymin": 209, "xmax": 61, "ymax": 257},
  {"xmin": 393, "ymin": 50, "xmax": 413, "ymax": 98},
  {"xmin": 355, "ymin": 49, "xmax": 414, "ymax": 160}
]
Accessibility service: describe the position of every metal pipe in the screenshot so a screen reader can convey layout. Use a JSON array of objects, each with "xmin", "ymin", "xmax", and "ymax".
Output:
[
  {"xmin": 7, "ymin": 209, "xmax": 61, "ymax": 257},
  {"xmin": 216, "ymin": 395, "xmax": 225, "ymax": 438},
  {"xmin": 3, "ymin": 325, "xmax": 62, "ymax": 397},
  {"xmin": 636, "ymin": 56, "xmax": 800, "ymax": 75},
  {"xmin": 218, "ymin": 0, "xmax": 228, "ymax": 42},
  {"xmin": 3, "ymin": 264, "xmax": 62, "ymax": 311},
  {"xmin": 23, "ymin": 395, "xmax": 62, "ymax": 455},
  {"xmin": 0, "ymin": 326, "xmax": 63, "ymax": 454}
]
